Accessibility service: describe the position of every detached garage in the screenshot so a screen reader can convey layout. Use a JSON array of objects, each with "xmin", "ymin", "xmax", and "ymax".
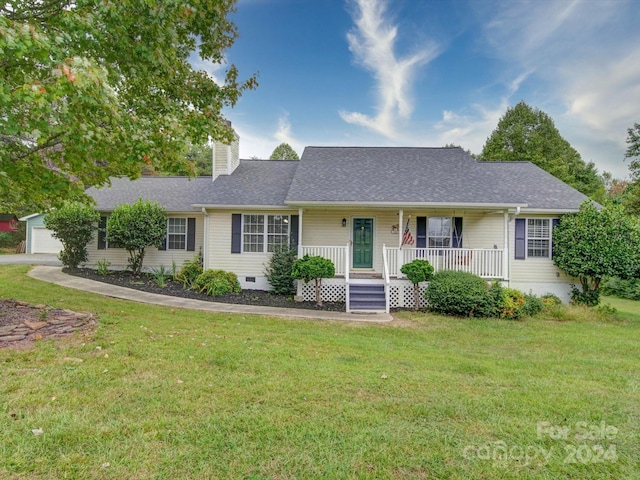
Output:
[{"xmin": 19, "ymin": 213, "xmax": 63, "ymax": 254}]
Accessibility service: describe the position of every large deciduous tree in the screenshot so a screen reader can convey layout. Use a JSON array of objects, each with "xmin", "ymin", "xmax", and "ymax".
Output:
[
  {"xmin": 269, "ymin": 143, "xmax": 299, "ymax": 160},
  {"xmin": 623, "ymin": 123, "xmax": 640, "ymax": 214},
  {"xmin": 481, "ymin": 102, "xmax": 603, "ymax": 198},
  {"xmin": 0, "ymin": 0, "xmax": 256, "ymax": 212},
  {"xmin": 552, "ymin": 201, "xmax": 640, "ymax": 305}
]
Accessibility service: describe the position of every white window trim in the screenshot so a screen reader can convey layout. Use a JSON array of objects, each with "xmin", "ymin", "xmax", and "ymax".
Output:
[
  {"xmin": 525, "ymin": 218, "xmax": 552, "ymax": 259},
  {"xmin": 427, "ymin": 216, "xmax": 453, "ymax": 249},
  {"xmin": 167, "ymin": 217, "xmax": 187, "ymax": 251},
  {"xmin": 241, "ymin": 214, "xmax": 290, "ymax": 254}
]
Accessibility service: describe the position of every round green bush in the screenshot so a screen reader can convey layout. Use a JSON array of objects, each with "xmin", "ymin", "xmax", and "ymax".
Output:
[
  {"xmin": 177, "ymin": 255, "xmax": 203, "ymax": 288},
  {"xmin": 499, "ymin": 288, "xmax": 526, "ymax": 320},
  {"xmin": 193, "ymin": 269, "xmax": 241, "ymax": 296},
  {"xmin": 424, "ymin": 270, "xmax": 496, "ymax": 317},
  {"xmin": 521, "ymin": 294, "xmax": 545, "ymax": 317}
]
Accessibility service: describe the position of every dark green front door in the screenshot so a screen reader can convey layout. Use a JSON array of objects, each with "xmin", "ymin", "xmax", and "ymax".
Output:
[{"xmin": 352, "ymin": 218, "xmax": 373, "ymax": 268}]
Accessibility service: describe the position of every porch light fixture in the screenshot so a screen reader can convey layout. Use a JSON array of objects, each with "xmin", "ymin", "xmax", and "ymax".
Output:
[{"xmin": 342, "ymin": 218, "xmax": 347, "ymax": 227}]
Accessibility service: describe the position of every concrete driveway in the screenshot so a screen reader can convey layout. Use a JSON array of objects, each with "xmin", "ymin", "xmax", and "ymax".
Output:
[{"xmin": 0, "ymin": 253, "xmax": 62, "ymax": 266}]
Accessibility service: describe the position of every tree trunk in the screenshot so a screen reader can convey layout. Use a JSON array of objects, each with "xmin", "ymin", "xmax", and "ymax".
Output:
[{"xmin": 315, "ymin": 278, "xmax": 322, "ymax": 306}]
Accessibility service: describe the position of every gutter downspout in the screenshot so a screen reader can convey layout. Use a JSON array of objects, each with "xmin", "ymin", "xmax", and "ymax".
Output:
[
  {"xmin": 504, "ymin": 206, "xmax": 521, "ymax": 284},
  {"xmin": 201, "ymin": 207, "xmax": 209, "ymax": 268}
]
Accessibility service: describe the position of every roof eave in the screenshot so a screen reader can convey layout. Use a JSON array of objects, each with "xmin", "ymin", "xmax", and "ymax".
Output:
[
  {"xmin": 193, "ymin": 204, "xmax": 292, "ymax": 211},
  {"xmin": 284, "ymin": 200, "xmax": 529, "ymax": 209},
  {"xmin": 519, "ymin": 207, "xmax": 580, "ymax": 215}
]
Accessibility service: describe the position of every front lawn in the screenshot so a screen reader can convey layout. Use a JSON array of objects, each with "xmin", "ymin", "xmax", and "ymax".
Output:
[{"xmin": 1, "ymin": 265, "xmax": 638, "ymax": 479}]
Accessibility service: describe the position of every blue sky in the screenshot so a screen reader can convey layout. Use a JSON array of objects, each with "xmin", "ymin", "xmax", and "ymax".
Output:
[{"xmin": 196, "ymin": 0, "xmax": 640, "ymax": 178}]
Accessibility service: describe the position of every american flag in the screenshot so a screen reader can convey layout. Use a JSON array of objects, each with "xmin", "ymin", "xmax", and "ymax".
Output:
[{"xmin": 401, "ymin": 218, "xmax": 414, "ymax": 247}]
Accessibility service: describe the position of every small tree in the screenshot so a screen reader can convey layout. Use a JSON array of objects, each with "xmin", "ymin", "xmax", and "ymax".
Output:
[
  {"xmin": 265, "ymin": 245, "xmax": 297, "ymax": 295},
  {"xmin": 400, "ymin": 259, "xmax": 434, "ymax": 310},
  {"xmin": 553, "ymin": 201, "xmax": 640, "ymax": 305},
  {"xmin": 291, "ymin": 254, "xmax": 335, "ymax": 306},
  {"xmin": 44, "ymin": 202, "xmax": 100, "ymax": 268},
  {"xmin": 269, "ymin": 143, "xmax": 299, "ymax": 160},
  {"xmin": 106, "ymin": 199, "xmax": 167, "ymax": 275}
]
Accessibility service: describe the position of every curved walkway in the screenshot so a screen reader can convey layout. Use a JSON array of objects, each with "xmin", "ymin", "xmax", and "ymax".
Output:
[{"xmin": 28, "ymin": 266, "xmax": 392, "ymax": 323}]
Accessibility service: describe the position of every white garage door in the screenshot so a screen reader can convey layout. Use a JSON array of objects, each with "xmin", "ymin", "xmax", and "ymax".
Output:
[{"xmin": 31, "ymin": 228, "xmax": 63, "ymax": 254}]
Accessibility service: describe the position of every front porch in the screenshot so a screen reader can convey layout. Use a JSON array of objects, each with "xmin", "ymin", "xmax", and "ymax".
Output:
[{"xmin": 297, "ymin": 244, "xmax": 506, "ymax": 313}]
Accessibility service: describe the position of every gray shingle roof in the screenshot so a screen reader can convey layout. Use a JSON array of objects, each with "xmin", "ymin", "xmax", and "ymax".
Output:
[
  {"xmin": 86, "ymin": 147, "xmax": 589, "ymax": 212},
  {"xmin": 284, "ymin": 147, "xmax": 588, "ymax": 210},
  {"xmin": 87, "ymin": 176, "xmax": 216, "ymax": 212},
  {"xmin": 199, "ymin": 160, "xmax": 299, "ymax": 207}
]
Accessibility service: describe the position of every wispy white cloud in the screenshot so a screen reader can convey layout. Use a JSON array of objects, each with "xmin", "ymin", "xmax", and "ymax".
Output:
[
  {"xmin": 229, "ymin": 112, "xmax": 303, "ymax": 159},
  {"xmin": 475, "ymin": 0, "xmax": 640, "ymax": 176},
  {"xmin": 340, "ymin": 0, "xmax": 439, "ymax": 138},
  {"xmin": 274, "ymin": 113, "xmax": 303, "ymax": 153},
  {"xmin": 432, "ymin": 102, "xmax": 508, "ymax": 155},
  {"xmin": 428, "ymin": 0, "xmax": 639, "ymax": 176}
]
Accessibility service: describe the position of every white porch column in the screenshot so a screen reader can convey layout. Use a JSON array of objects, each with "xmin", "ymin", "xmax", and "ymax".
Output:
[
  {"xmin": 503, "ymin": 210, "xmax": 509, "ymax": 281},
  {"xmin": 398, "ymin": 209, "xmax": 404, "ymax": 279},
  {"xmin": 398, "ymin": 209, "xmax": 404, "ymax": 248}
]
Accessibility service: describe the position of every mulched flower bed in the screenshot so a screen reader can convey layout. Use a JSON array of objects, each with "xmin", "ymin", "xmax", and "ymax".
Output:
[{"xmin": 63, "ymin": 268, "xmax": 346, "ymax": 312}]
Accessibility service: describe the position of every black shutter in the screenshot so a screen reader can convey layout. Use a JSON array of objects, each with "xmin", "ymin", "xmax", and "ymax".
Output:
[
  {"xmin": 187, "ymin": 218, "xmax": 196, "ymax": 251},
  {"xmin": 158, "ymin": 219, "xmax": 167, "ymax": 251},
  {"xmin": 515, "ymin": 218, "xmax": 526, "ymax": 260},
  {"xmin": 416, "ymin": 217, "xmax": 426, "ymax": 248},
  {"xmin": 551, "ymin": 218, "xmax": 559, "ymax": 258},
  {"xmin": 289, "ymin": 215, "xmax": 299, "ymax": 250},
  {"xmin": 98, "ymin": 216, "xmax": 107, "ymax": 250},
  {"xmin": 231, "ymin": 214, "xmax": 242, "ymax": 254},
  {"xmin": 452, "ymin": 217, "xmax": 463, "ymax": 248}
]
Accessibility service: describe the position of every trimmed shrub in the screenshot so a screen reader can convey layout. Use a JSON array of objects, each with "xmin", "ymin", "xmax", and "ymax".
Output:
[
  {"xmin": 44, "ymin": 201, "xmax": 100, "ymax": 268},
  {"xmin": 424, "ymin": 270, "xmax": 496, "ymax": 318},
  {"xmin": 177, "ymin": 254, "xmax": 203, "ymax": 288},
  {"xmin": 292, "ymin": 254, "xmax": 335, "ymax": 306},
  {"xmin": 499, "ymin": 288, "xmax": 527, "ymax": 320},
  {"xmin": 193, "ymin": 269, "xmax": 241, "ymax": 296},
  {"xmin": 265, "ymin": 246, "xmax": 297, "ymax": 295},
  {"xmin": 106, "ymin": 199, "xmax": 167, "ymax": 275},
  {"xmin": 541, "ymin": 293, "xmax": 562, "ymax": 307},
  {"xmin": 400, "ymin": 259, "xmax": 434, "ymax": 310},
  {"xmin": 521, "ymin": 294, "xmax": 545, "ymax": 317}
]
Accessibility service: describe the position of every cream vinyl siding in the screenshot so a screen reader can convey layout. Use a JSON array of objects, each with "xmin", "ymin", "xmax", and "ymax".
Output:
[
  {"xmin": 87, "ymin": 214, "xmax": 204, "ymax": 269},
  {"xmin": 509, "ymin": 214, "xmax": 574, "ymax": 284},
  {"xmin": 401, "ymin": 210, "xmax": 506, "ymax": 250},
  {"xmin": 302, "ymin": 209, "xmax": 508, "ymax": 274},
  {"xmin": 207, "ymin": 210, "xmax": 299, "ymax": 276}
]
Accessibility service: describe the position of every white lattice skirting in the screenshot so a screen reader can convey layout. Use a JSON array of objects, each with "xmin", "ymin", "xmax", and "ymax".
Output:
[
  {"xmin": 297, "ymin": 278, "xmax": 429, "ymax": 308},
  {"xmin": 298, "ymin": 278, "xmax": 347, "ymax": 303}
]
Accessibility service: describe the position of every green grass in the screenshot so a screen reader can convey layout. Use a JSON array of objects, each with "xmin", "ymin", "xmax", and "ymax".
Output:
[
  {"xmin": 1, "ymin": 264, "xmax": 639, "ymax": 479},
  {"xmin": 602, "ymin": 295, "xmax": 640, "ymax": 320}
]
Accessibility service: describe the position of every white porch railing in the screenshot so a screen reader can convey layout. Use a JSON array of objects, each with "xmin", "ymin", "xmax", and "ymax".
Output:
[
  {"xmin": 386, "ymin": 247, "xmax": 504, "ymax": 279},
  {"xmin": 382, "ymin": 244, "xmax": 390, "ymax": 313},
  {"xmin": 300, "ymin": 245, "xmax": 348, "ymax": 277}
]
